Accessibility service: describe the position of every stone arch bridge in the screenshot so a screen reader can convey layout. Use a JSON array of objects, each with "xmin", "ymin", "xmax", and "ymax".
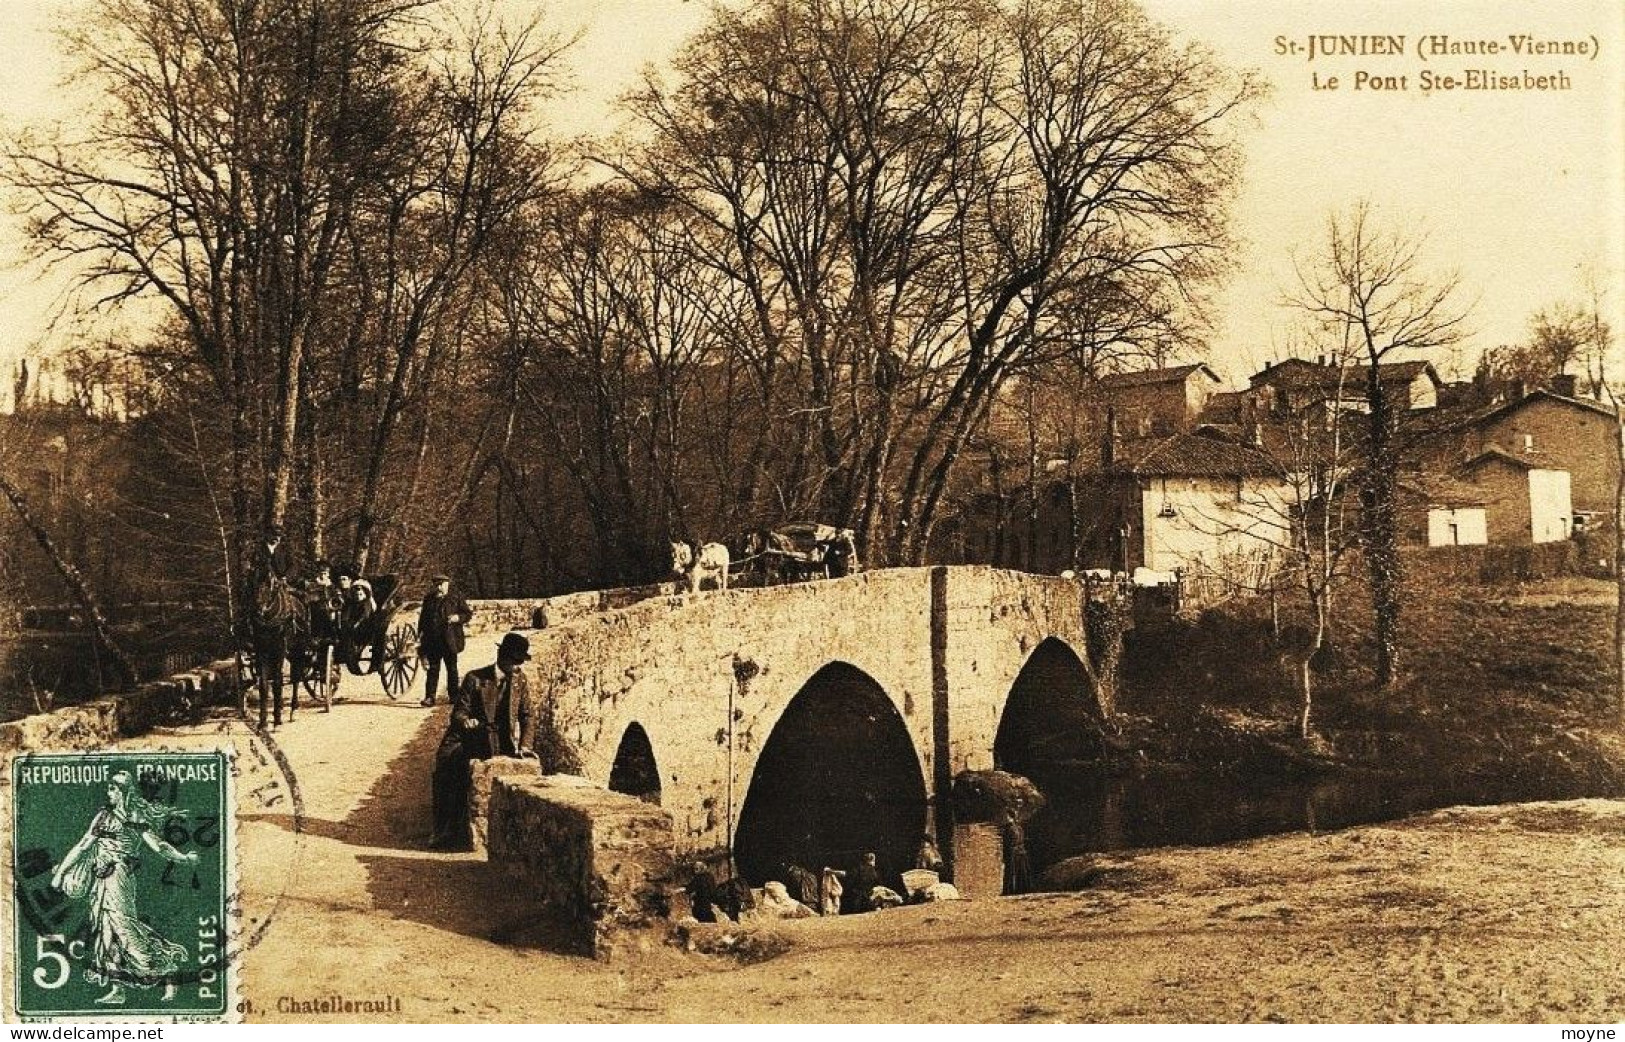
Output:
[{"xmin": 512, "ymin": 566, "xmax": 1107, "ymax": 887}]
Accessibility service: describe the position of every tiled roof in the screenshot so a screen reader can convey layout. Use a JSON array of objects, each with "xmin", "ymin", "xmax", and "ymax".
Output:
[
  {"xmin": 1461, "ymin": 446, "xmax": 1563, "ymax": 471},
  {"xmin": 1096, "ymin": 363, "xmax": 1220, "ymax": 390},
  {"xmin": 1399, "ymin": 474, "xmax": 1491, "ymax": 508},
  {"xmin": 1251, "ymin": 358, "xmax": 1439, "ymax": 390},
  {"xmin": 1463, "ymin": 388, "xmax": 1619, "ymax": 427},
  {"xmin": 1114, "ymin": 431, "xmax": 1281, "ymax": 478}
]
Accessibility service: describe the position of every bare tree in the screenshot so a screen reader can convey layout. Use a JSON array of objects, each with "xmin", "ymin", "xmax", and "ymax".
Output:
[
  {"xmin": 621, "ymin": 0, "xmax": 1258, "ymax": 565},
  {"xmin": 1209, "ymin": 371, "xmax": 1360, "ymax": 738},
  {"xmin": 1287, "ymin": 202, "xmax": 1470, "ymax": 688},
  {"xmin": 8, "ymin": 0, "xmax": 570, "ymax": 611},
  {"xmin": 1563, "ymin": 283, "xmax": 1625, "ymax": 726},
  {"xmin": 8, "ymin": 0, "xmax": 434, "ymax": 581},
  {"xmin": 1476, "ymin": 301, "xmax": 1609, "ymax": 399},
  {"xmin": 0, "ymin": 470, "xmax": 137, "ymax": 689}
]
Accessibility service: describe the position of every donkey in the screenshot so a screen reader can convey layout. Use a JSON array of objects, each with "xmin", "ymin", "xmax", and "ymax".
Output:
[{"xmin": 671, "ymin": 540, "xmax": 731, "ymax": 593}]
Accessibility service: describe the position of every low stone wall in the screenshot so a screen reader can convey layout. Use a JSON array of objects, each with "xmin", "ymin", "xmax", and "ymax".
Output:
[
  {"xmin": 468, "ymin": 756, "xmax": 541, "ymax": 856},
  {"xmin": 487, "ymin": 774, "xmax": 677, "ymax": 957},
  {"xmin": 467, "ymin": 582, "xmax": 679, "ymax": 637},
  {"xmin": 0, "ymin": 658, "xmax": 239, "ymax": 759}
]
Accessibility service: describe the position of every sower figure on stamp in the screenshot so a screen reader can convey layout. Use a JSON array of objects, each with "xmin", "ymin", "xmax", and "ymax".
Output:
[
  {"xmin": 429, "ymin": 631, "xmax": 536, "ymax": 850},
  {"xmin": 51, "ymin": 770, "xmax": 200, "ymax": 1005},
  {"xmin": 418, "ymin": 574, "xmax": 472, "ymax": 708}
]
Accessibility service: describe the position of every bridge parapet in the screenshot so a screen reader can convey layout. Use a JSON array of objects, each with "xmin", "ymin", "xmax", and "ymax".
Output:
[
  {"xmin": 488, "ymin": 773, "xmax": 676, "ymax": 957},
  {"xmin": 0, "ymin": 657, "xmax": 239, "ymax": 757},
  {"xmin": 467, "ymin": 581, "xmax": 680, "ymax": 636},
  {"xmin": 515, "ymin": 566, "xmax": 1093, "ymax": 866}
]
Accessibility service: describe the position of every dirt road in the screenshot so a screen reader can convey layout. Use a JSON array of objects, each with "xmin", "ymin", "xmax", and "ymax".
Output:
[{"xmin": 142, "ymin": 659, "xmax": 1625, "ymax": 1023}]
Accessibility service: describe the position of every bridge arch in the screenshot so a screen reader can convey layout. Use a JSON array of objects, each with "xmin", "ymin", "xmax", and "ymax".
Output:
[
  {"xmin": 608, "ymin": 722, "xmax": 662, "ymax": 805},
  {"xmin": 993, "ymin": 637, "xmax": 1103, "ymax": 778},
  {"xmin": 733, "ymin": 661, "xmax": 928, "ymax": 888}
]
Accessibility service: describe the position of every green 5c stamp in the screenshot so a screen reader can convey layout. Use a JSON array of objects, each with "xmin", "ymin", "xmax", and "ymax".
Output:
[{"xmin": 10, "ymin": 751, "xmax": 232, "ymax": 1021}]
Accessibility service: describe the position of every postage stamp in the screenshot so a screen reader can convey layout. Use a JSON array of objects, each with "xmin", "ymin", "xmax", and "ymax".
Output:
[{"xmin": 8, "ymin": 751, "xmax": 234, "ymax": 1022}]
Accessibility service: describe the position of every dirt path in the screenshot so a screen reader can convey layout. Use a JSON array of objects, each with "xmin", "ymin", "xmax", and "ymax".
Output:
[{"xmin": 129, "ymin": 662, "xmax": 1625, "ymax": 1024}]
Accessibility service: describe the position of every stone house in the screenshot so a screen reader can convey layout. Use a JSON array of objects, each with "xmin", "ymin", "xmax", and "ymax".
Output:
[
  {"xmin": 1103, "ymin": 432, "xmax": 1291, "ymax": 582},
  {"xmin": 936, "ymin": 430, "xmax": 1292, "ymax": 591},
  {"xmin": 1242, "ymin": 357, "xmax": 1442, "ymax": 418},
  {"xmin": 1444, "ymin": 387, "xmax": 1618, "ymax": 523},
  {"xmin": 1455, "ymin": 448, "xmax": 1574, "ymax": 545},
  {"xmin": 1094, "ymin": 363, "xmax": 1222, "ymax": 436}
]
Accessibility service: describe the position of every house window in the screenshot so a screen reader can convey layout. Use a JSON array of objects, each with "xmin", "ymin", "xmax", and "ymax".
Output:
[{"xmin": 1523, "ymin": 433, "xmax": 1534, "ymax": 451}]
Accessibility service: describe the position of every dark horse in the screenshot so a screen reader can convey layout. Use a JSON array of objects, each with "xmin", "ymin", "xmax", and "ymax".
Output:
[{"xmin": 247, "ymin": 570, "xmax": 307, "ymax": 729}]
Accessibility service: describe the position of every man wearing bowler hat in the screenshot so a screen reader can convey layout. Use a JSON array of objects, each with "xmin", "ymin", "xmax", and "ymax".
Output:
[
  {"xmin": 417, "ymin": 574, "xmax": 472, "ymax": 707},
  {"xmin": 429, "ymin": 631, "xmax": 536, "ymax": 850}
]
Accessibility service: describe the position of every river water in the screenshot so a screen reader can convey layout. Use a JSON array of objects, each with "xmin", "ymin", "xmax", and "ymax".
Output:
[{"xmin": 0, "ymin": 626, "xmax": 224, "ymax": 723}]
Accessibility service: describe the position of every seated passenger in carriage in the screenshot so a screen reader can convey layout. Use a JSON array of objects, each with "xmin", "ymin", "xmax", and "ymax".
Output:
[
  {"xmin": 344, "ymin": 579, "xmax": 377, "ymax": 636},
  {"xmin": 302, "ymin": 561, "xmax": 342, "ymax": 637}
]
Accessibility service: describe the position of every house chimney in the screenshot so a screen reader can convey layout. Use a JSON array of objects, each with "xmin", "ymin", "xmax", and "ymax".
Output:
[
  {"xmin": 1508, "ymin": 378, "xmax": 1526, "ymax": 402},
  {"xmin": 1549, "ymin": 373, "xmax": 1578, "ymax": 398}
]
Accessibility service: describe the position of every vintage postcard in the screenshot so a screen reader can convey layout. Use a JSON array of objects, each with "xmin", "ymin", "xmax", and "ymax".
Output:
[{"xmin": 0, "ymin": 0, "xmax": 1621, "ymax": 1027}]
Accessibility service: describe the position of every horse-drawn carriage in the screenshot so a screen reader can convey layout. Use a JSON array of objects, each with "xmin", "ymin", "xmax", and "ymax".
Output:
[
  {"xmin": 732, "ymin": 524, "xmax": 861, "ymax": 586},
  {"xmin": 239, "ymin": 571, "xmax": 420, "ymax": 726},
  {"xmin": 671, "ymin": 524, "xmax": 861, "ymax": 593},
  {"xmin": 336, "ymin": 575, "xmax": 421, "ymax": 698}
]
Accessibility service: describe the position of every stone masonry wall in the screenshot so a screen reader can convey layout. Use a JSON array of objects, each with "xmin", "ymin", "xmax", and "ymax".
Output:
[
  {"xmin": 0, "ymin": 658, "xmax": 239, "ymax": 760},
  {"xmin": 467, "ymin": 582, "xmax": 679, "ymax": 638},
  {"xmin": 468, "ymin": 756, "xmax": 542, "ymax": 856},
  {"xmin": 942, "ymin": 568, "xmax": 1091, "ymax": 775},
  {"xmin": 513, "ymin": 567, "xmax": 1091, "ymax": 864},
  {"xmin": 517, "ymin": 570, "xmax": 940, "ymax": 859},
  {"xmin": 487, "ymin": 774, "xmax": 677, "ymax": 957}
]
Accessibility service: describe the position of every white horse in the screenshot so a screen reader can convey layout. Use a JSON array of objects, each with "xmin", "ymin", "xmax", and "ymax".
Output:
[{"xmin": 671, "ymin": 540, "xmax": 731, "ymax": 593}]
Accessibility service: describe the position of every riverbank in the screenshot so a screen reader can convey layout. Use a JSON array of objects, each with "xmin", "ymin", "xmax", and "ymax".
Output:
[
  {"xmin": 234, "ymin": 697, "xmax": 1625, "ymax": 1026},
  {"xmin": 1113, "ymin": 576, "xmax": 1625, "ymax": 805},
  {"xmin": 40, "ymin": 659, "xmax": 1623, "ymax": 1023},
  {"xmin": 651, "ymin": 798, "xmax": 1625, "ymax": 1023}
]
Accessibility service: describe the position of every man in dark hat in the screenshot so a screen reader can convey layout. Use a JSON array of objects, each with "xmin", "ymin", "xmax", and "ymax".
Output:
[
  {"xmin": 429, "ymin": 631, "xmax": 536, "ymax": 850},
  {"xmin": 417, "ymin": 574, "xmax": 472, "ymax": 707},
  {"xmin": 260, "ymin": 525, "xmax": 292, "ymax": 580}
]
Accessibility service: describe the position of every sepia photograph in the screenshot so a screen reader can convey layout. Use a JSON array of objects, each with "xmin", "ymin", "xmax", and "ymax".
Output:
[{"xmin": 1, "ymin": 0, "xmax": 1622, "ymax": 1026}]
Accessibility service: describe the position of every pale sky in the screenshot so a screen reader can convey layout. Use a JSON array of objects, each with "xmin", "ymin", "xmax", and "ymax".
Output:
[{"xmin": 0, "ymin": 0, "xmax": 1620, "ymax": 388}]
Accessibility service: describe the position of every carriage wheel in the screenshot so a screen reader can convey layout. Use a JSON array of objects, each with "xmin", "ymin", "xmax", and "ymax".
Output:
[
  {"xmin": 323, "ymin": 648, "xmax": 340, "ymax": 711},
  {"xmin": 351, "ymin": 635, "xmax": 377, "ymax": 676},
  {"xmin": 299, "ymin": 643, "xmax": 337, "ymax": 712},
  {"xmin": 291, "ymin": 651, "xmax": 317, "ymax": 702},
  {"xmin": 379, "ymin": 624, "xmax": 419, "ymax": 700},
  {"xmin": 235, "ymin": 648, "xmax": 257, "ymax": 716}
]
